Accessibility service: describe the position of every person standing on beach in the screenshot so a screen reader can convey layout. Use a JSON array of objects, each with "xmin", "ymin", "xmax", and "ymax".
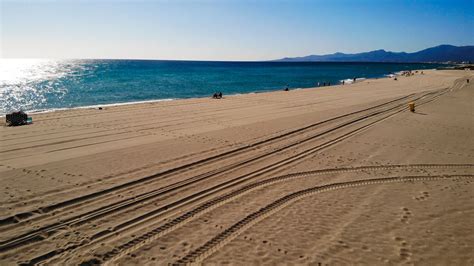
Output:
[{"xmin": 342, "ymin": 80, "xmax": 345, "ymax": 85}]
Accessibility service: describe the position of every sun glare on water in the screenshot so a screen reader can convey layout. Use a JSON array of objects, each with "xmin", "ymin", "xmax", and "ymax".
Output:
[
  {"xmin": 0, "ymin": 59, "xmax": 67, "ymax": 84},
  {"xmin": 0, "ymin": 59, "xmax": 82, "ymax": 115}
]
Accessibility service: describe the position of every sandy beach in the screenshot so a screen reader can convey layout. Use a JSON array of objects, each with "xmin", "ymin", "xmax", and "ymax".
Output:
[{"xmin": 0, "ymin": 69, "xmax": 473, "ymax": 265}]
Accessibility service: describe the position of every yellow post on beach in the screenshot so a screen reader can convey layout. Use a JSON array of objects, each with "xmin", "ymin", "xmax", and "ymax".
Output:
[{"xmin": 409, "ymin": 102, "xmax": 415, "ymax": 112}]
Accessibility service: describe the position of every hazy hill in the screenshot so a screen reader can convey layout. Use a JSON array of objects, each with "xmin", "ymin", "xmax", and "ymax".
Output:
[{"xmin": 274, "ymin": 45, "xmax": 474, "ymax": 63}]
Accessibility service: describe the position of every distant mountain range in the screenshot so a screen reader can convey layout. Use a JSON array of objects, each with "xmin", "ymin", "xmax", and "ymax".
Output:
[{"xmin": 274, "ymin": 45, "xmax": 474, "ymax": 63}]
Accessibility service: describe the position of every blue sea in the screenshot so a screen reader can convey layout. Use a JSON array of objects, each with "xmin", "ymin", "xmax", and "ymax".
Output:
[{"xmin": 0, "ymin": 59, "xmax": 445, "ymax": 116}]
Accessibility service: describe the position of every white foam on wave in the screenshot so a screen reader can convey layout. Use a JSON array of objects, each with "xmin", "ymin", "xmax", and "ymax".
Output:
[{"xmin": 339, "ymin": 77, "xmax": 366, "ymax": 84}]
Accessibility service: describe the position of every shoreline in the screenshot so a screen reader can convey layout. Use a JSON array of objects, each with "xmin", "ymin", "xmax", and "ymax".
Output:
[{"xmin": 1, "ymin": 68, "xmax": 438, "ymax": 118}]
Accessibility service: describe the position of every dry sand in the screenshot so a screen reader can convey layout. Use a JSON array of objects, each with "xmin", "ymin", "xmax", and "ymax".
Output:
[{"xmin": 0, "ymin": 70, "xmax": 473, "ymax": 265}]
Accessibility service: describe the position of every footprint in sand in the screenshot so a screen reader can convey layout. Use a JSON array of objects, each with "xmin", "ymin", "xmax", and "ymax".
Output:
[
  {"xmin": 337, "ymin": 240, "xmax": 350, "ymax": 249},
  {"xmin": 399, "ymin": 247, "xmax": 411, "ymax": 260},
  {"xmin": 414, "ymin": 191, "xmax": 430, "ymax": 201},
  {"xmin": 394, "ymin": 236, "xmax": 412, "ymax": 260},
  {"xmin": 400, "ymin": 207, "xmax": 412, "ymax": 223}
]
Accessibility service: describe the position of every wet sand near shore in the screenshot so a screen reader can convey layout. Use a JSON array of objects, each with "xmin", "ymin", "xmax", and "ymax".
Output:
[{"xmin": 0, "ymin": 70, "xmax": 473, "ymax": 265}]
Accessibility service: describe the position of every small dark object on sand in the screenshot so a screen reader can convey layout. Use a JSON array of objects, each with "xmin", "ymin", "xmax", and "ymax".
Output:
[
  {"xmin": 6, "ymin": 111, "xmax": 28, "ymax": 126},
  {"xmin": 467, "ymin": 79, "xmax": 470, "ymax": 83},
  {"xmin": 212, "ymin": 92, "xmax": 223, "ymax": 99},
  {"xmin": 394, "ymin": 77, "xmax": 398, "ymax": 81},
  {"xmin": 98, "ymin": 107, "xmax": 103, "ymax": 110}
]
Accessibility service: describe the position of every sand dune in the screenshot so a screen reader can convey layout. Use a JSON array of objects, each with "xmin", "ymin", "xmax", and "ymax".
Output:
[{"xmin": 0, "ymin": 70, "xmax": 473, "ymax": 265}]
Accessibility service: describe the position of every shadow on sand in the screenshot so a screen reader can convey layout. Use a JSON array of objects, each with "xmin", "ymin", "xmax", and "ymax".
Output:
[{"xmin": 413, "ymin": 111, "xmax": 427, "ymax": 115}]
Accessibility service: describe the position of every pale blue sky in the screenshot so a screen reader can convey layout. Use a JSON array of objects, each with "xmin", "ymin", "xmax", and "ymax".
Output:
[{"xmin": 1, "ymin": 0, "xmax": 473, "ymax": 60}]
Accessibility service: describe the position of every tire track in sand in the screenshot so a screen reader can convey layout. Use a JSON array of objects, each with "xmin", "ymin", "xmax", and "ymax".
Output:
[
  {"xmin": 174, "ymin": 174, "xmax": 474, "ymax": 265},
  {"xmin": 23, "ymin": 87, "xmax": 456, "ymax": 264},
  {"xmin": 84, "ymin": 166, "xmax": 473, "ymax": 265},
  {"xmin": 0, "ymin": 90, "xmax": 430, "ymax": 234},
  {"xmin": 10, "ymin": 87, "xmax": 458, "ymax": 264}
]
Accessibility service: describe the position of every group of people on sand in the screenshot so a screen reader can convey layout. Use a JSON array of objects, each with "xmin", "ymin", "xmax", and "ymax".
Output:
[
  {"xmin": 402, "ymin": 70, "xmax": 414, "ymax": 76},
  {"xmin": 212, "ymin": 92, "xmax": 223, "ymax": 99},
  {"xmin": 394, "ymin": 70, "xmax": 424, "ymax": 81},
  {"xmin": 400, "ymin": 70, "xmax": 422, "ymax": 77},
  {"xmin": 317, "ymin": 82, "xmax": 332, "ymax": 87}
]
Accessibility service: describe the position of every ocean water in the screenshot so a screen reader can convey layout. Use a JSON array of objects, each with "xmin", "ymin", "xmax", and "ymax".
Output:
[{"xmin": 0, "ymin": 59, "xmax": 445, "ymax": 116}]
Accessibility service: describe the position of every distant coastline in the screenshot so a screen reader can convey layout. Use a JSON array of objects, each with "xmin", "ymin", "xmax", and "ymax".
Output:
[{"xmin": 273, "ymin": 44, "xmax": 474, "ymax": 63}]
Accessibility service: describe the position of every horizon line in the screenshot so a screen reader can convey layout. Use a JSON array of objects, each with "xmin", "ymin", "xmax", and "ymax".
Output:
[
  {"xmin": 2, "ymin": 44, "xmax": 472, "ymax": 63},
  {"xmin": 0, "ymin": 57, "xmax": 458, "ymax": 64}
]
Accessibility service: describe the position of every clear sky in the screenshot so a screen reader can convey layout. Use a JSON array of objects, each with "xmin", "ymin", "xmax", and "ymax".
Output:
[{"xmin": 1, "ymin": 0, "xmax": 473, "ymax": 61}]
